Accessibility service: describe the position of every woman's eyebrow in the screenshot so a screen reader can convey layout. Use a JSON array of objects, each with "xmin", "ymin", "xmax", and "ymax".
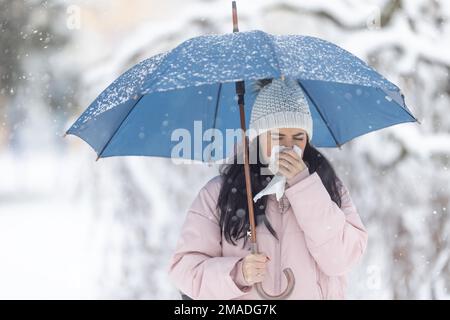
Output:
[
  {"xmin": 293, "ymin": 132, "xmax": 305, "ymax": 137},
  {"xmin": 272, "ymin": 132, "xmax": 305, "ymax": 137}
]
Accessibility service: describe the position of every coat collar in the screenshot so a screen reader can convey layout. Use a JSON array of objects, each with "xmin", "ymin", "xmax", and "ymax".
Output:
[{"xmin": 267, "ymin": 193, "xmax": 291, "ymax": 213}]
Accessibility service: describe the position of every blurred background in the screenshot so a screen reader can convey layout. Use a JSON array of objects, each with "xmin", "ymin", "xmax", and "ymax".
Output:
[{"xmin": 0, "ymin": 0, "xmax": 449, "ymax": 299}]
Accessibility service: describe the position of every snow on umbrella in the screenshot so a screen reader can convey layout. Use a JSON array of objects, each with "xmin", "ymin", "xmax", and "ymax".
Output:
[{"xmin": 64, "ymin": 2, "xmax": 420, "ymax": 300}]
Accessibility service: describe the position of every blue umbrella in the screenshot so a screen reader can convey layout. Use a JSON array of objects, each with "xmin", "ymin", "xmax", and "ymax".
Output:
[
  {"xmin": 65, "ymin": 2, "xmax": 419, "ymax": 300},
  {"xmin": 64, "ymin": 32, "xmax": 419, "ymax": 162}
]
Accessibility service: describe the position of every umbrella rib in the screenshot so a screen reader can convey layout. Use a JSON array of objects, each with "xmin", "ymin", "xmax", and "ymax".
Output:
[
  {"xmin": 212, "ymin": 83, "xmax": 223, "ymax": 132},
  {"xmin": 206, "ymin": 83, "xmax": 223, "ymax": 163},
  {"xmin": 96, "ymin": 95, "xmax": 144, "ymax": 161},
  {"xmin": 297, "ymin": 81, "xmax": 342, "ymax": 149}
]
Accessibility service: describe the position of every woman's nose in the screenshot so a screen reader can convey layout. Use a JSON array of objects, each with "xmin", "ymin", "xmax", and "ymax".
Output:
[{"xmin": 283, "ymin": 140, "xmax": 294, "ymax": 148}]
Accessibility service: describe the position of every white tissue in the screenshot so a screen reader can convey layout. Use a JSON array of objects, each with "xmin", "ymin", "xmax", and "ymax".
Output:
[{"xmin": 253, "ymin": 145, "xmax": 303, "ymax": 203}]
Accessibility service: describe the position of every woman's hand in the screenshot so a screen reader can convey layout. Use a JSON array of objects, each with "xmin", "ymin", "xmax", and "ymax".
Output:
[
  {"xmin": 241, "ymin": 253, "xmax": 270, "ymax": 285},
  {"xmin": 274, "ymin": 149, "xmax": 307, "ymax": 179}
]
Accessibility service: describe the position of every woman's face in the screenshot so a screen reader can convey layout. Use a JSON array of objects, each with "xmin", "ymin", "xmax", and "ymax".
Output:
[{"xmin": 259, "ymin": 128, "xmax": 308, "ymax": 164}]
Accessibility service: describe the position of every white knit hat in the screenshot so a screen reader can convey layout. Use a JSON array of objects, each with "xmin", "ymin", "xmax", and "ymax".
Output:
[{"xmin": 248, "ymin": 78, "xmax": 313, "ymax": 143}]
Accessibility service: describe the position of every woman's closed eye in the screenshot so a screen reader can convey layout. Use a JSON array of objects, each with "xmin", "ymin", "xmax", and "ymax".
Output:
[{"xmin": 271, "ymin": 137, "xmax": 303, "ymax": 141}]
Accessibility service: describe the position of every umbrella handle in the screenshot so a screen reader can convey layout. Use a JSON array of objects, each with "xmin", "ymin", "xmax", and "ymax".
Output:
[
  {"xmin": 255, "ymin": 269, "xmax": 295, "ymax": 300},
  {"xmin": 250, "ymin": 243, "xmax": 295, "ymax": 300}
]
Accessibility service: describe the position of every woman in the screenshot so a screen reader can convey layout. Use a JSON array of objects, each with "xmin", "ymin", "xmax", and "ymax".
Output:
[{"xmin": 167, "ymin": 78, "xmax": 368, "ymax": 300}]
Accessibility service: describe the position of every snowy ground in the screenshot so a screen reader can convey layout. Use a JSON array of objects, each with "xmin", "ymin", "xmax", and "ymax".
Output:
[{"xmin": 0, "ymin": 152, "xmax": 99, "ymax": 299}]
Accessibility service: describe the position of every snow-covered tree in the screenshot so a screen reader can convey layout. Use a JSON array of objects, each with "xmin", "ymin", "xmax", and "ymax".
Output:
[{"xmin": 1, "ymin": 0, "xmax": 448, "ymax": 299}]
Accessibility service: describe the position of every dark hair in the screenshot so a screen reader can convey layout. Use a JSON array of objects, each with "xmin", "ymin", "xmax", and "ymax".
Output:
[{"xmin": 216, "ymin": 78, "xmax": 343, "ymax": 248}]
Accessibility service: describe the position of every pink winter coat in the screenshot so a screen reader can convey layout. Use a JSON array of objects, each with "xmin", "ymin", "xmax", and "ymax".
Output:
[{"xmin": 167, "ymin": 167, "xmax": 368, "ymax": 299}]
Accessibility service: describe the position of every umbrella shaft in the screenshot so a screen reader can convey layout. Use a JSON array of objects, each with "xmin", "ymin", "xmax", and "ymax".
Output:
[
  {"xmin": 232, "ymin": 1, "xmax": 239, "ymax": 32},
  {"xmin": 238, "ymin": 99, "xmax": 257, "ymax": 245},
  {"xmin": 233, "ymin": 1, "xmax": 257, "ymax": 248}
]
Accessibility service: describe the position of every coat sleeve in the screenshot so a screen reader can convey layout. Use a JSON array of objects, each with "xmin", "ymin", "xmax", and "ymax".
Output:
[
  {"xmin": 284, "ymin": 170, "xmax": 368, "ymax": 277},
  {"xmin": 167, "ymin": 178, "xmax": 252, "ymax": 300}
]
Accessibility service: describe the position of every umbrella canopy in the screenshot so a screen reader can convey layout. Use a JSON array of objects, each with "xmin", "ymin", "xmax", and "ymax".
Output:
[{"xmin": 65, "ymin": 29, "xmax": 419, "ymax": 162}]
